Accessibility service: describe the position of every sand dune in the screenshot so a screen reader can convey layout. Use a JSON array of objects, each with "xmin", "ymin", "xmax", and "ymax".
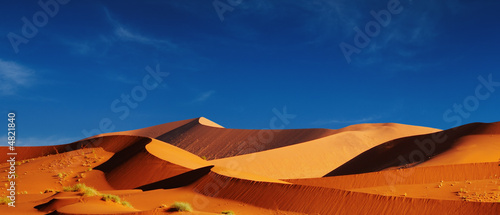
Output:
[
  {"xmin": 93, "ymin": 135, "xmax": 211, "ymax": 189},
  {"xmin": 78, "ymin": 117, "xmax": 343, "ymax": 160},
  {"xmin": 1, "ymin": 118, "xmax": 498, "ymax": 214},
  {"xmin": 105, "ymin": 118, "xmax": 200, "ymax": 139},
  {"xmin": 326, "ymin": 122, "xmax": 500, "ymax": 177},
  {"xmin": 192, "ymin": 170, "xmax": 500, "ymax": 214},
  {"xmin": 152, "ymin": 117, "xmax": 343, "ymax": 159},
  {"xmin": 211, "ymin": 123, "xmax": 440, "ymax": 179},
  {"xmin": 0, "ymin": 135, "xmax": 152, "ymax": 162},
  {"xmin": 288, "ymin": 162, "xmax": 500, "ymax": 190}
]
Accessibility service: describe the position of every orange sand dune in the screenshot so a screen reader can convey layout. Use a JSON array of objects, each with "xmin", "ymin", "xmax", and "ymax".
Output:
[
  {"xmin": 191, "ymin": 171, "xmax": 500, "ymax": 214},
  {"xmin": 151, "ymin": 117, "xmax": 341, "ymax": 159},
  {"xmin": 418, "ymin": 135, "xmax": 500, "ymax": 167},
  {"xmin": 93, "ymin": 136, "xmax": 211, "ymax": 189},
  {"xmin": 0, "ymin": 118, "xmax": 204, "ymax": 162},
  {"xmin": 1, "ymin": 119, "xmax": 498, "ymax": 214},
  {"xmin": 211, "ymin": 123, "xmax": 440, "ymax": 179},
  {"xmin": 288, "ymin": 162, "xmax": 500, "ymax": 190},
  {"xmin": 64, "ymin": 117, "xmax": 344, "ymax": 160},
  {"xmin": 0, "ymin": 147, "xmax": 114, "ymax": 197},
  {"xmin": 326, "ymin": 122, "xmax": 500, "ymax": 177},
  {"xmin": 0, "ymin": 135, "xmax": 151, "ymax": 162},
  {"xmin": 105, "ymin": 118, "xmax": 200, "ymax": 139},
  {"xmin": 287, "ymin": 162, "xmax": 500, "ymax": 202},
  {"xmin": 0, "ymin": 136, "xmax": 298, "ymax": 214},
  {"xmin": 113, "ymin": 117, "xmax": 439, "ymax": 159}
]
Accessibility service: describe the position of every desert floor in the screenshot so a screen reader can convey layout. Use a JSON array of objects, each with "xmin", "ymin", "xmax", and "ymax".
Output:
[{"xmin": 1, "ymin": 117, "xmax": 499, "ymax": 214}]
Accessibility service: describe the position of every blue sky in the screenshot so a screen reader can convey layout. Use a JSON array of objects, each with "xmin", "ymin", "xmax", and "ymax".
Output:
[{"xmin": 1, "ymin": 0, "xmax": 500, "ymax": 146}]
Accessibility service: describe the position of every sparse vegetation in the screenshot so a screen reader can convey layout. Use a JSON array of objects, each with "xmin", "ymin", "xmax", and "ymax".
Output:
[
  {"xmin": 0, "ymin": 196, "xmax": 11, "ymax": 205},
  {"xmin": 169, "ymin": 202, "xmax": 193, "ymax": 212},
  {"xmin": 101, "ymin": 194, "xmax": 121, "ymax": 202},
  {"xmin": 63, "ymin": 183, "xmax": 99, "ymax": 196},
  {"xmin": 101, "ymin": 194, "xmax": 133, "ymax": 207},
  {"xmin": 44, "ymin": 189, "xmax": 56, "ymax": 193},
  {"xmin": 121, "ymin": 200, "xmax": 133, "ymax": 208},
  {"xmin": 201, "ymin": 156, "xmax": 207, "ymax": 160},
  {"xmin": 457, "ymin": 188, "xmax": 500, "ymax": 202},
  {"xmin": 63, "ymin": 184, "xmax": 133, "ymax": 207},
  {"xmin": 57, "ymin": 172, "xmax": 67, "ymax": 179},
  {"xmin": 75, "ymin": 173, "xmax": 86, "ymax": 178},
  {"xmin": 222, "ymin": 210, "xmax": 235, "ymax": 215}
]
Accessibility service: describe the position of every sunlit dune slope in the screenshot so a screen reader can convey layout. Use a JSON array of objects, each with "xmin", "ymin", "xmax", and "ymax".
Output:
[
  {"xmin": 152, "ymin": 117, "xmax": 341, "ymax": 159},
  {"xmin": 107, "ymin": 118, "xmax": 198, "ymax": 138},
  {"xmin": 76, "ymin": 117, "xmax": 341, "ymax": 160},
  {"xmin": 191, "ymin": 170, "xmax": 500, "ymax": 214},
  {"xmin": 1, "ymin": 118, "xmax": 498, "ymax": 215},
  {"xmin": 93, "ymin": 135, "xmax": 211, "ymax": 189},
  {"xmin": 211, "ymin": 123, "xmax": 440, "ymax": 179},
  {"xmin": 326, "ymin": 122, "xmax": 500, "ymax": 177},
  {"xmin": 288, "ymin": 162, "xmax": 500, "ymax": 190},
  {"xmin": 0, "ymin": 117, "xmax": 210, "ymax": 161},
  {"xmin": 0, "ymin": 135, "xmax": 151, "ymax": 162}
]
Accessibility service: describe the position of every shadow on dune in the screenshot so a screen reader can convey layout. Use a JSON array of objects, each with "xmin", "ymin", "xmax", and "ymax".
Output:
[
  {"xmin": 137, "ymin": 165, "xmax": 214, "ymax": 191},
  {"xmin": 325, "ymin": 122, "xmax": 500, "ymax": 177},
  {"xmin": 93, "ymin": 137, "xmax": 152, "ymax": 173}
]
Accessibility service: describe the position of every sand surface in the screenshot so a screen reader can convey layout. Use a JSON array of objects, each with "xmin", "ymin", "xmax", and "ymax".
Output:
[{"xmin": 1, "ymin": 118, "xmax": 499, "ymax": 214}]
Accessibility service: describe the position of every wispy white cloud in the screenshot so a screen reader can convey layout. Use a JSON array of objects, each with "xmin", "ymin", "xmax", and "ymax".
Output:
[
  {"xmin": 237, "ymin": 0, "xmax": 363, "ymax": 46},
  {"xmin": 114, "ymin": 26, "xmax": 177, "ymax": 49},
  {"xmin": 298, "ymin": 1, "xmax": 363, "ymax": 44},
  {"xmin": 64, "ymin": 40, "xmax": 95, "ymax": 55},
  {"xmin": 111, "ymin": 74, "xmax": 137, "ymax": 85},
  {"xmin": 62, "ymin": 7, "xmax": 178, "ymax": 56},
  {"xmin": 346, "ymin": 1, "xmax": 450, "ymax": 73},
  {"xmin": 313, "ymin": 116, "xmax": 380, "ymax": 126},
  {"xmin": 192, "ymin": 90, "xmax": 215, "ymax": 103},
  {"xmin": 58, "ymin": 34, "xmax": 113, "ymax": 57},
  {"xmin": 0, "ymin": 59, "xmax": 34, "ymax": 95},
  {"xmin": 103, "ymin": 6, "xmax": 177, "ymax": 49}
]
